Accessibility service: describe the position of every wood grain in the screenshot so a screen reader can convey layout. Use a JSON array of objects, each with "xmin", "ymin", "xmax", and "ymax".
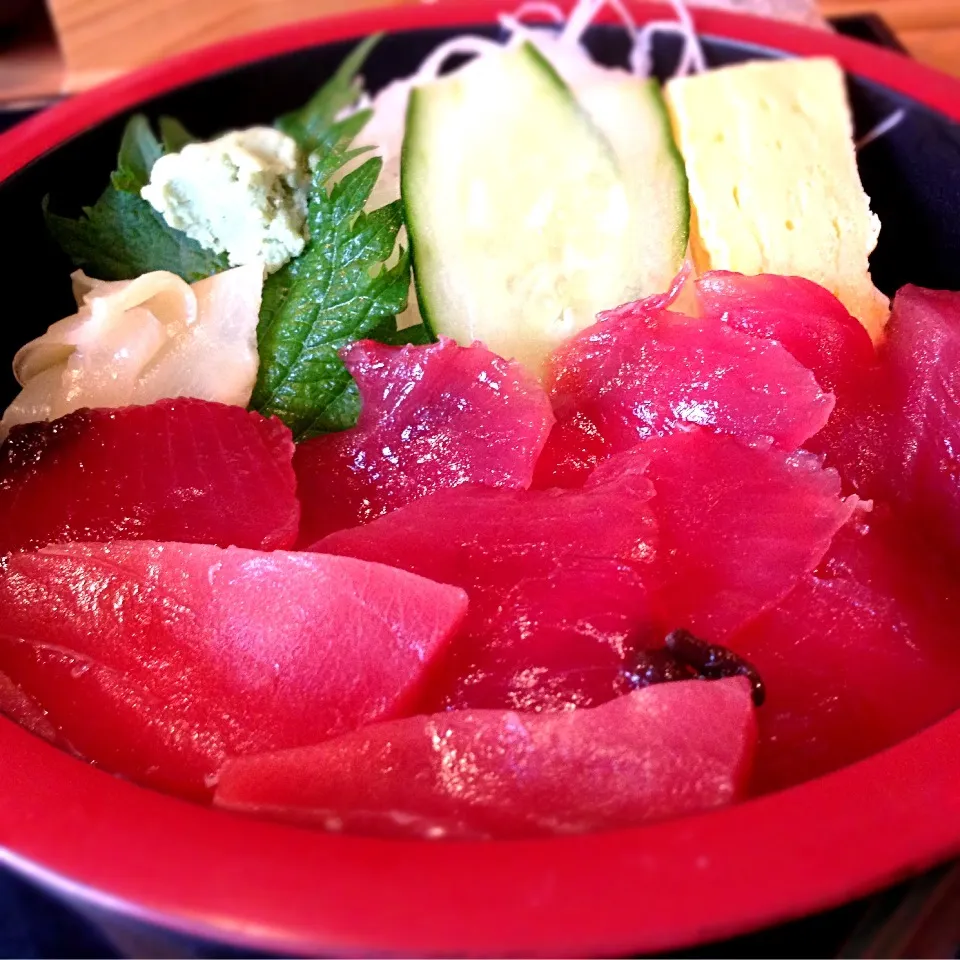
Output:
[
  {"xmin": 7, "ymin": 0, "xmax": 960, "ymax": 102},
  {"xmin": 0, "ymin": 32, "xmax": 64, "ymax": 103},
  {"xmin": 823, "ymin": 0, "xmax": 960, "ymax": 75},
  {"xmin": 46, "ymin": 0, "xmax": 401, "ymax": 76}
]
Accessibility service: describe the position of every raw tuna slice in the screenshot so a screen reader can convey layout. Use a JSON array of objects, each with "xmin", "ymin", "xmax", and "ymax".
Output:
[
  {"xmin": 314, "ymin": 453, "xmax": 659, "ymax": 711},
  {"xmin": 294, "ymin": 338, "xmax": 554, "ymax": 544},
  {"xmin": 803, "ymin": 372, "xmax": 891, "ymax": 500},
  {"xmin": 630, "ymin": 429, "xmax": 856, "ymax": 642},
  {"xmin": 214, "ymin": 677, "xmax": 757, "ymax": 838},
  {"xmin": 534, "ymin": 301, "xmax": 833, "ymax": 487},
  {"xmin": 695, "ymin": 272, "xmax": 876, "ymax": 392},
  {"xmin": 0, "ymin": 399, "xmax": 299, "ymax": 553},
  {"xmin": 695, "ymin": 271, "xmax": 887, "ymax": 497},
  {"xmin": 730, "ymin": 510, "xmax": 960, "ymax": 794},
  {"xmin": 429, "ymin": 560, "xmax": 655, "ymax": 712},
  {"xmin": 0, "ymin": 542, "xmax": 467, "ymax": 800},
  {"xmin": 882, "ymin": 286, "xmax": 960, "ymax": 556}
]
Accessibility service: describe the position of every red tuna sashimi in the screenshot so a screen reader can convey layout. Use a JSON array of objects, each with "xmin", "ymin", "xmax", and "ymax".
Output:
[
  {"xmin": 425, "ymin": 559, "xmax": 654, "ymax": 711},
  {"xmin": 214, "ymin": 677, "xmax": 757, "ymax": 839},
  {"xmin": 0, "ymin": 542, "xmax": 467, "ymax": 800},
  {"xmin": 800, "ymin": 370, "xmax": 891, "ymax": 500},
  {"xmin": 695, "ymin": 272, "xmax": 876, "ymax": 392},
  {"xmin": 628, "ymin": 430, "xmax": 856, "ymax": 642},
  {"xmin": 882, "ymin": 286, "xmax": 960, "ymax": 556},
  {"xmin": 313, "ymin": 454, "xmax": 658, "ymax": 711},
  {"xmin": 730, "ymin": 511, "xmax": 960, "ymax": 794},
  {"xmin": 0, "ymin": 399, "xmax": 299, "ymax": 553},
  {"xmin": 294, "ymin": 338, "xmax": 554, "ymax": 544},
  {"xmin": 534, "ymin": 302, "xmax": 833, "ymax": 487},
  {"xmin": 695, "ymin": 271, "xmax": 887, "ymax": 497}
]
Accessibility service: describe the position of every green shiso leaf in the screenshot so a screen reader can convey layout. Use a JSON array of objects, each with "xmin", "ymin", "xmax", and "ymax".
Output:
[
  {"xmin": 44, "ymin": 113, "xmax": 228, "ymax": 283},
  {"xmin": 251, "ymin": 120, "xmax": 413, "ymax": 440}
]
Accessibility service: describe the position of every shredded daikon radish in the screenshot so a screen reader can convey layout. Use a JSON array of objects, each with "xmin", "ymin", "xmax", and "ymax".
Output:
[
  {"xmin": 667, "ymin": 0, "xmax": 707, "ymax": 74},
  {"xmin": 560, "ymin": 0, "xmax": 640, "ymax": 51},
  {"xmin": 634, "ymin": 0, "xmax": 707, "ymax": 77},
  {"xmin": 500, "ymin": 0, "xmax": 704, "ymax": 78},
  {"xmin": 415, "ymin": 35, "xmax": 507, "ymax": 80},
  {"xmin": 633, "ymin": 21, "xmax": 695, "ymax": 76},
  {"xmin": 856, "ymin": 108, "xmax": 907, "ymax": 150}
]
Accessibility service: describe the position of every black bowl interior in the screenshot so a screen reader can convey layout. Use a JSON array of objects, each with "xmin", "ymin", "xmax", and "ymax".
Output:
[{"xmin": 2, "ymin": 24, "xmax": 960, "ymax": 410}]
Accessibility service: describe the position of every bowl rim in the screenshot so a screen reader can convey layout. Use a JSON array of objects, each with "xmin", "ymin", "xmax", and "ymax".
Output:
[{"xmin": 2, "ymin": 3, "xmax": 960, "ymax": 956}]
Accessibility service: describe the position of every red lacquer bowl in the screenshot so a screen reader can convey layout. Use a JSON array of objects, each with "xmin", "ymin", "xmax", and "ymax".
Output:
[{"xmin": 1, "ymin": 4, "xmax": 959, "ymax": 955}]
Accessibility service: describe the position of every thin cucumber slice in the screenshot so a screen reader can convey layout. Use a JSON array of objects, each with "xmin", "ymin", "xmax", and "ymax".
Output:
[
  {"xmin": 577, "ymin": 76, "xmax": 689, "ymax": 290},
  {"xmin": 402, "ymin": 41, "xmax": 688, "ymax": 374}
]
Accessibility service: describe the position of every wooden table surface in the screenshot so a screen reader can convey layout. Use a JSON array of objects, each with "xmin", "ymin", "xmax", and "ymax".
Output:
[
  {"xmin": 824, "ymin": 0, "xmax": 960, "ymax": 77},
  {"xmin": 4, "ymin": 0, "xmax": 960, "ymax": 103}
]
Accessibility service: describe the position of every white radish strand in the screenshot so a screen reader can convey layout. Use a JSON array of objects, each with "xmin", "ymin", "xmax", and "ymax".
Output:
[
  {"xmin": 497, "ymin": 13, "xmax": 558, "ymax": 48},
  {"xmin": 500, "ymin": 0, "xmax": 639, "ymax": 78},
  {"xmin": 560, "ymin": 0, "xmax": 641, "ymax": 49},
  {"xmin": 414, "ymin": 35, "xmax": 508, "ymax": 80},
  {"xmin": 633, "ymin": 20, "xmax": 704, "ymax": 77},
  {"xmin": 667, "ymin": 0, "xmax": 707, "ymax": 74},
  {"xmin": 633, "ymin": 0, "xmax": 708, "ymax": 78},
  {"xmin": 856, "ymin": 108, "xmax": 907, "ymax": 150},
  {"xmin": 508, "ymin": 1, "xmax": 565, "ymax": 22},
  {"xmin": 555, "ymin": 0, "xmax": 646, "ymax": 77}
]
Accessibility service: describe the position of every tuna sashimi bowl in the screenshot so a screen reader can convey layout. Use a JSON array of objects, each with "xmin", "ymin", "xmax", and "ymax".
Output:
[{"xmin": 1, "ymin": 0, "xmax": 959, "ymax": 844}]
